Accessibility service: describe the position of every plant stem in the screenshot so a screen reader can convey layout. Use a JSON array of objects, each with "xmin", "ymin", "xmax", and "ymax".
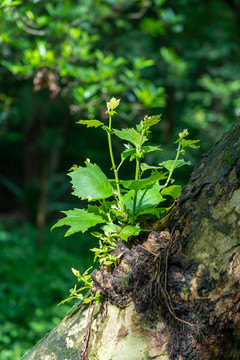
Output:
[
  {"xmin": 163, "ymin": 142, "xmax": 182, "ymax": 189},
  {"xmin": 131, "ymin": 191, "xmax": 138, "ymax": 224},
  {"xmin": 135, "ymin": 130, "xmax": 145, "ymax": 180},
  {"xmin": 132, "ymin": 130, "xmax": 145, "ymax": 223},
  {"xmin": 107, "ymin": 115, "xmax": 124, "ymax": 211}
]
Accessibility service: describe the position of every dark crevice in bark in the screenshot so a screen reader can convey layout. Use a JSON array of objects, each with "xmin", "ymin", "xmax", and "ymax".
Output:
[{"xmin": 165, "ymin": 121, "xmax": 240, "ymax": 359}]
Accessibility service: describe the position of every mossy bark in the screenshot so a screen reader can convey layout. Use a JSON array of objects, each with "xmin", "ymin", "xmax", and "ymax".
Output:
[{"xmin": 22, "ymin": 121, "xmax": 240, "ymax": 360}]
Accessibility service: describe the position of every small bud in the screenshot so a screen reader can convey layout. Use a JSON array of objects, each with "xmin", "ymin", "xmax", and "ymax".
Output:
[
  {"xmin": 107, "ymin": 97, "xmax": 121, "ymax": 111},
  {"xmin": 179, "ymin": 129, "xmax": 189, "ymax": 138},
  {"xmin": 71, "ymin": 268, "xmax": 80, "ymax": 277},
  {"xmin": 68, "ymin": 164, "xmax": 79, "ymax": 171}
]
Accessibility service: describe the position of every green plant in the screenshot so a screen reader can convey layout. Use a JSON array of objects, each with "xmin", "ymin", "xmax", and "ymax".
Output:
[
  {"xmin": 52, "ymin": 97, "xmax": 199, "ymax": 304},
  {"xmin": 58, "ymin": 267, "xmax": 102, "ymax": 306}
]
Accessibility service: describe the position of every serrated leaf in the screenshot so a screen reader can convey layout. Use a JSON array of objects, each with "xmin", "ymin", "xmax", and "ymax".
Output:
[
  {"xmin": 158, "ymin": 159, "xmax": 191, "ymax": 172},
  {"xmin": 102, "ymin": 223, "xmax": 121, "ymax": 233},
  {"xmin": 77, "ymin": 120, "xmax": 104, "ymax": 128},
  {"xmin": 123, "ymin": 183, "xmax": 165, "ymax": 216},
  {"xmin": 175, "ymin": 138, "xmax": 200, "ymax": 149},
  {"xmin": 119, "ymin": 225, "xmax": 141, "ymax": 240},
  {"xmin": 120, "ymin": 171, "xmax": 167, "ymax": 191},
  {"xmin": 87, "ymin": 204, "xmax": 101, "ymax": 215},
  {"xmin": 141, "ymin": 163, "xmax": 161, "ymax": 173},
  {"xmin": 180, "ymin": 139, "xmax": 200, "ymax": 149},
  {"xmin": 113, "ymin": 128, "xmax": 147, "ymax": 148},
  {"xmin": 161, "ymin": 185, "xmax": 182, "ymax": 200},
  {"xmin": 87, "ymin": 203, "xmax": 108, "ymax": 217},
  {"xmin": 121, "ymin": 148, "xmax": 137, "ymax": 161},
  {"xmin": 142, "ymin": 115, "xmax": 161, "ymax": 128},
  {"xmin": 69, "ymin": 162, "xmax": 114, "ymax": 201},
  {"xmin": 142, "ymin": 145, "xmax": 161, "ymax": 154},
  {"xmin": 51, "ymin": 209, "xmax": 106, "ymax": 236}
]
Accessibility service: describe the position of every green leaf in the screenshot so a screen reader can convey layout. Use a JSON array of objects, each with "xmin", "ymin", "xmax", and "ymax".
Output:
[
  {"xmin": 102, "ymin": 223, "xmax": 121, "ymax": 234},
  {"xmin": 119, "ymin": 225, "xmax": 141, "ymax": 240},
  {"xmin": 123, "ymin": 183, "xmax": 165, "ymax": 216},
  {"xmin": 137, "ymin": 207, "xmax": 168, "ymax": 219},
  {"xmin": 90, "ymin": 247, "xmax": 101, "ymax": 253},
  {"xmin": 121, "ymin": 148, "xmax": 137, "ymax": 161},
  {"xmin": 58, "ymin": 294, "xmax": 84, "ymax": 306},
  {"xmin": 122, "ymin": 145, "xmax": 162, "ymax": 162},
  {"xmin": 181, "ymin": 139, "xmax": 200, "ymax": 149},
  {"xmin": 161, "ymin": 185, "xmax": 182, "ymax": 199},
  {"xmin": 158, "ymin": 159, "xmax": 191, "ymax": 172},
  {"xmin": 140, "ymin": 163, "xmax": 161, "ymax": 173},
  {"xmin": 51, "ymin": 209, "xmax": 106, "ymax": 236},
  {"xmin": 141, "ymin": 145, "xmax": 162, "ymax": 154},
  {"xmin": 113, "ymin": 128, "xmax": 147, "ymax": 148},
  {"xmin": 133, "ymin": 57, "xmax": 154, "ymax": 70},
  {"xmin": 142, "ymin": 115, "xmax": 161, "ymax": 128},
  {"xmin": 87, "ymin": 204, "xmax": 102, "ymax": 215},
  {"xmin": 69, "ymin": 162, "xmax": 114, "ymax": 201},
  {"xmin": 77, "ymin": 120, "xmax": 104, "ymax": 128},
  {"xmin": 175, "ymin": 139, "xmax": 200, "ymax": 149},
  {"xmin": 0, "ymin": 0, "xmax": 22, "ymax": 7},
  {"xmin": 87, "ymin": 203, "xmax": 109, "ymax": 217},
  {"xmin": 120, "ymin": 171, "xmax": 167, "ymax": 191}
]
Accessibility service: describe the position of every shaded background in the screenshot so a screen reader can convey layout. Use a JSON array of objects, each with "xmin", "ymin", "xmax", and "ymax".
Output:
[{"xmin": 0, "ymin": 0, "xmax": 239, "ymax": 358}]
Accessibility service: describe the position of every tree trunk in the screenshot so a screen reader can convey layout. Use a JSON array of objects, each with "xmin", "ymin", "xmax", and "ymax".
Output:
[{"xmin": 22, "ymin": 121, "xmax": 240, "ymax": 360}]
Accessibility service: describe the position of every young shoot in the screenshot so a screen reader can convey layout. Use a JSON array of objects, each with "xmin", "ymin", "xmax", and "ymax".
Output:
[{"xmin": 52, "ymin": 97, "xmax": 199, "ymax": 304}]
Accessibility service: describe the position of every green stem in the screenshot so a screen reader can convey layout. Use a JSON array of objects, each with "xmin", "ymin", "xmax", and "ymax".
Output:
[
  {"xmin": 116, "ymin": 160, "xmax": 123, "ymax": 172},
  {"xmin": 107, "ymin": 115, "xmax": 124, "ymax": 212},
  {"xmin": 163, "ymin": 142, "xmax": 182, "ymax": 189},
  {"xmin": 135, "ymin": 156, "xmax": 141, "ymax": 181},
  {"xmin": 131, "ymin": 190, "xmax": 138, "ymax": 224},
  {"xmin": 135, "ymin": 130, "xmax": 145, "ymax": 180},
  {"xmin": 132, "ymin": 129, "xmax": 145, "ymax": 223}
]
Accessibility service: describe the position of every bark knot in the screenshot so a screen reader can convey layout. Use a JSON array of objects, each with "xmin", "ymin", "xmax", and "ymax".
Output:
[{"xmin": 91, "ymin": 231, "xmax": 171, "ymax": 310}]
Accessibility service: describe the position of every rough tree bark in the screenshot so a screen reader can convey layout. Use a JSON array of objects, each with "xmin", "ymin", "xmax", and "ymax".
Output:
[{"xmin": 22, "ymin": 121, "xmax": 240, "ymax": 360}]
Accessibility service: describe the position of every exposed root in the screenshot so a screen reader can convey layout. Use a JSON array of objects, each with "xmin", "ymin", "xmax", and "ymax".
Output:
[{"xmin": 80, "ymin": 326, "xmax": 90, "ymax": 360}]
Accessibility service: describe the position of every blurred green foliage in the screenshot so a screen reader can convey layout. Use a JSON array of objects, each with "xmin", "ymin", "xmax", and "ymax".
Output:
[
  {"xmin": 0, "ymin": 0, "xmax": 240, "ymax": 358},
  {"xmin": 0, "ymin": 219, "xmax": 96, "ymax": 359}
]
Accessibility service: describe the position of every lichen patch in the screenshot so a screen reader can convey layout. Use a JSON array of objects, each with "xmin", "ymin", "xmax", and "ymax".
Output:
[
  {"xmin": 112, "ymin": 334, "xmax": 147, "ymax": 360},
  {"xmin": 65, "ymin": 337, "xmax": 74, "ymax": 348},
  {"xmin": 67, "ymin": 323, "xmax": 84, "ymax": 337}
]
